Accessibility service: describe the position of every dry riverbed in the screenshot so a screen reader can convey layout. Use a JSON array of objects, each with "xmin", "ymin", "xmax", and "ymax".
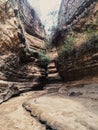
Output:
[{"xmin": 0, "ymin": 81, "xmax": 98, "ymax": 130}]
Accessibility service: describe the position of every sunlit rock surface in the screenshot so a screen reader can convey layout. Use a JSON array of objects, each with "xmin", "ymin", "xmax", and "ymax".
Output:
[
  {"xmin": 52, "ymin": 0, "xmax": 98, "ymax": 81},
  {"xmin": 23, "ymin": 93, "xmax": 98, "ymax": 130},
  {"xmin": 0, "ymin": 0, "xmax": 46, "ymax": 103},
  {"xmin": 0, "ymin": 91, "xmax": 47, "ymax": 130}
]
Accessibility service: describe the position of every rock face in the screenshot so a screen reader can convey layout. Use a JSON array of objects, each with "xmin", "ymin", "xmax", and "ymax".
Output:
[
  {"xmin": 18, "ymin": 0, "xmax": 45, "ymax": 40},
  {"xmin": 52, "ymin": 0, "xmax": 98, "ymax": 81},
  {"xmin": 0, "ymin": 0, "xmax": 46, "ymax": 103},
  {"xmin": 58, "ymin": 0, "xmax": 97, "ymax": 29}
]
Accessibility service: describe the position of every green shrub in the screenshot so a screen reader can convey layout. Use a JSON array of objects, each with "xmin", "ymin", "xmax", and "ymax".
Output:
[
  {"xmin": 38, "ymin": 51, "xmax": 50, "ymax": 68},
  {"xmin": 58, "ymin": 35, "xmax": 74, "ymax": 64},
  {"xmin": 45, "ymin": 42, "xmax": 51, "ymax": 50},
  {"xmin": 85, "ymin": 23, "xmax": 98, "ymax": 35}
]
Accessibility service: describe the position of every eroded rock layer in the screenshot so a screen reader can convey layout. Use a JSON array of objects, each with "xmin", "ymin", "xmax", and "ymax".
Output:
[
  {"xmin": 52, "ymin": 0, "xmax": 98, "ymax": 81},
  {"xmin": 0, "ymin": 0, "xmax": 46, "ymax": 103}
]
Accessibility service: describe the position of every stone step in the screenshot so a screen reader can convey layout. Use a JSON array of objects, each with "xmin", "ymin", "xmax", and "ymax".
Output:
[
  {"xmin": 47, "ymin": 63, "xmax": 55, "ymax": 69},
  {"xmin": 47, "ymin": 69, "xmax": 58, "ymax": 74},
  {"xmin": 48, "ymin": 72, "xmax": 59, "ymax": 78},
  {"xmin": 47, "ymin": 66, "xmax": 56, "ymax": 70},
  {"xmin": 48, "ymin": 67, "xmax": 57, "ymax": 71},
  {"xmin": 47, "ymin": 77, "xmax": 63, "ymax": 83}
]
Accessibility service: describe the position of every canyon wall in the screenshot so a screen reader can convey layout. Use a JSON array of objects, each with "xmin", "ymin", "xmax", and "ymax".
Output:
[
  {"xmin": 52, "ymin": 0, "xmax": 98, "ymax": 81},
  {"xmin": 0, "ymin": 0, "xmax": 46, "ymax": 103}
]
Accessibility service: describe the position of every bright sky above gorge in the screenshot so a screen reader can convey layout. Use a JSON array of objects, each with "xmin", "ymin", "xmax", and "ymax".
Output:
[{"xmin": 28, "ymin": 0, "xmax": 61, "ymax": 34}]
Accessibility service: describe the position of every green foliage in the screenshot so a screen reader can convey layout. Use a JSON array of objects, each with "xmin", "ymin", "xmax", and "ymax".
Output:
[
  {"xmin": 85, "ymin": 23, "xmax": 98, "ymax": 34},
  {"xmin": 38, "ymin": 50, "xmax": 50, "ymax": 68},
  {"xmin": 45, "ymin": 42, "xmax": 51, "ymax": 50},
  {"xmin": 58, "ymin": 35, "xmax": 74, "ymax": 64},
  {"xmin": 19, "ymin": 12, "xmax": 22, "ymax": 17},
  {"xmin": 44, "ymin": 39, "xmax": 51, "ymax": 50}
]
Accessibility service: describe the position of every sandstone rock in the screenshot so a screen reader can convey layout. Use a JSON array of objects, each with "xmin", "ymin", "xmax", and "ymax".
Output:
[
  {"xmin": 17, "ymin": 0, "xmax": 45, "ymax": 40},
  {"xmin": 52, "ymin": 0, "xmax": 98, "ymax": 81},
  {"xmin": 0, "ymin": 91, "xmax": 47, "ymax": 130},
  {"xmin": 23, "ymin": 94, "xmax": 98, "ymax": 130},
  {"xmin": 0, "ymin": 0, "xmax": 46, "ymax": 103},
  {"xmin": 58, "ymin": 0, "xmax": 97, "ymax": 29}
]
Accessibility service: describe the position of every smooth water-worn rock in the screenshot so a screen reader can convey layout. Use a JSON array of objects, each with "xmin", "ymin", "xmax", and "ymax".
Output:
[
  {"xmin": 23, "ymin": 93, "xmax": 98, "ymax": 130},
  {"xmin": 0, "ymin": 91, "xmax": 47, "ymax": 130}
]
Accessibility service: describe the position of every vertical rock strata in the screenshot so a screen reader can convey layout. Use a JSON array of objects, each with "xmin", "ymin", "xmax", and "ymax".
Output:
[
  {"xmin": 52, "ymin": 0, "xmax": 98, "ymax": 81},
  {"xmin": 0, "ymin": 0, "xmax": 46, "ymax": 103}
]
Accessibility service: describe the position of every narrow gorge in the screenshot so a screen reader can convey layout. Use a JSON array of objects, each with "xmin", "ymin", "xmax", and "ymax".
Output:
[{"xmin": 0, "ymin": 0, "xmax": 98, "ymax": 130}]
